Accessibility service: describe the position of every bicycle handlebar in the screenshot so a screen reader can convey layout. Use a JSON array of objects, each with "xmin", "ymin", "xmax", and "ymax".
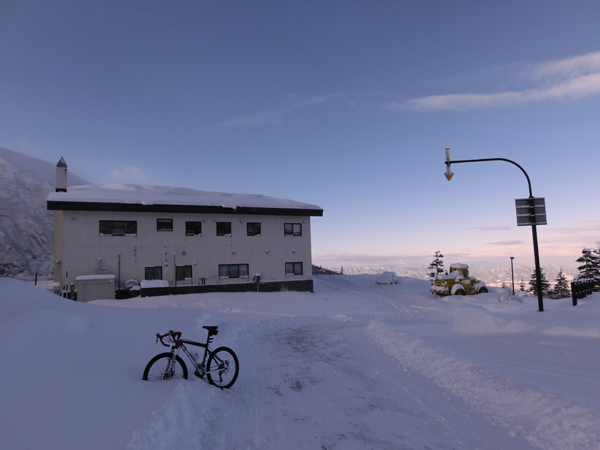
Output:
[{"xmin": 156, "ymin": 330, "xmax": 182, "ymax": 347}]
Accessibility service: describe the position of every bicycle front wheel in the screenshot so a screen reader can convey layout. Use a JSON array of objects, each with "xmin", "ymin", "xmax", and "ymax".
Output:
[
  {"xmin": 143, "ymin": 353, "xmax": 188, "ymax": 381},
  {"xmin": 206, "ymin": 347, "xmax": 239, "ymax": 389}
]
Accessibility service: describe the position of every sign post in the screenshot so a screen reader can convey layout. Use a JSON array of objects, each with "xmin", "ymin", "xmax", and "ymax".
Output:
[{"xmin": 514, "ymin": 197, "xmax": 547, "ymax": 311}]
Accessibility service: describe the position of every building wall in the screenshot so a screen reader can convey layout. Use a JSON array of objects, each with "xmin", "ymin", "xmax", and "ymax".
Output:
[
  {"xmin": 53, "ymin": 209, "xmax": 64, "ymax": 281},
  {"xmin": 55, "ymin": 210, "xmax": 313, "ymax": 289}
]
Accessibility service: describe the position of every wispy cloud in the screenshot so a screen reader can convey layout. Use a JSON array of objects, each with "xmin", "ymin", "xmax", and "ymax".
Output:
[
  {"xmin": 487, "ymin": 240, "xmax": 525, "ymax": 246},
  {"xmin": 110, "ymin": 166, "xmax": 148, "ymax": 183},
  {"xmin": 217, "ymin": 92, "xmax": 346, "ymax": 127},
  {"xmin": 469, "ymin": 224, "xmax": 512, "ymax": 232},
  {"xmin": 532, "ymin": 51, "xmax": 600, "ymax": 80},
  {"xmin": 547, "ymin": 220, "xmax": 600, "ymax": 235},
  {"xmin": 388, "ymin": 50, "xmax": 600, "ymax": 111}
]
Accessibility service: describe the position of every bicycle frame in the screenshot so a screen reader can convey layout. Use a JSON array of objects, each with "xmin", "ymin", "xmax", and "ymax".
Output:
[
  {"xmin": 178, "ymin": 339, "xmax": 209, "ymax": 375},
  {"xmin": 157, "ymin": 329, "xmax": 218, "ymax": 379}
]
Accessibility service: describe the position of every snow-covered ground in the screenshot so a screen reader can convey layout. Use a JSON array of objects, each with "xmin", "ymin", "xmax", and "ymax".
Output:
[{"xmin": 2, "ymin": 275, "xmax": 600, "ymax": 450}]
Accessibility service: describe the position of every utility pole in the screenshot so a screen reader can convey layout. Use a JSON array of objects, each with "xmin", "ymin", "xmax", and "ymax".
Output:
[{"xmin": 510, "ymin": 257, "xmax": 515, "ymax": 296}]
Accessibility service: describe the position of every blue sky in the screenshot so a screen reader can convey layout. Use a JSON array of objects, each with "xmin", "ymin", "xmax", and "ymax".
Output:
[{"xmin": 1, "ymin": 0, "xmax": 599, "ymax": 272}]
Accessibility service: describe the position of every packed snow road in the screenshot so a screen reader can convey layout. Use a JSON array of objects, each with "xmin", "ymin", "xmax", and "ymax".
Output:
[
  {"xmin": 201, "ymin": 318, "xmax": 534, "ymax": 450},
  {"xmin": 3, "ymin": 275, "xmax": 600, "ymax": 449}
]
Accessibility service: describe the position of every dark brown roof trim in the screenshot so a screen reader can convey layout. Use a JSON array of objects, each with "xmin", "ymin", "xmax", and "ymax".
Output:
[{"xmin": 47, "ymin": 200, "xmax": 323, "ymax": 217}]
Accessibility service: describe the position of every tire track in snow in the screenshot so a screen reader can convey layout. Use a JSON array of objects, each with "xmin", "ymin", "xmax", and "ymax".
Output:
[
  {"xmin": 200, "ymin": 317, "xmax": 533, "ymax": 449},
  {"xmin": 127, "ymin": 381, "xmax": 213, "ymax": 450},
  {"xmin": 365, "ymin": 320, "xmax": 600, "ymax": 450}
]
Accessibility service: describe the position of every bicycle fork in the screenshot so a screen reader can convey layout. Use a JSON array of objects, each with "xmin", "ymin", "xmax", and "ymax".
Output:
[{"xmin": 161, "ymin": 349, "xmax": 179, "ymax": 380}]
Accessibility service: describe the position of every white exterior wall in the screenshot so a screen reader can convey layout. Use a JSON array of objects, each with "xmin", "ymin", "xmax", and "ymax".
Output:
[
  {"xmin": 55, "ymin": 210, "xmax": 313, "ymax": 289},
  {"xmin": 53, "ymin": 210, "xmax": 64, "ymax": 281}
]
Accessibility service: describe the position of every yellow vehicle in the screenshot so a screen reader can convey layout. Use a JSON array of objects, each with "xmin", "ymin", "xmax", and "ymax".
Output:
[{"xmin": 430, "ymin": 263, "xmax": 488, "ymax": 296}]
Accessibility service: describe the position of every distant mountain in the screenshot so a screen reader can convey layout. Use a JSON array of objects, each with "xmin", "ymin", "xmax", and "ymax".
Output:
[
  {"xmin": 337, "ymin": 263, "xmax": 579, "ymax": 287},
  {"xmin": 0, "ymin": 148, "xmax": 88, "ymax": 277}
]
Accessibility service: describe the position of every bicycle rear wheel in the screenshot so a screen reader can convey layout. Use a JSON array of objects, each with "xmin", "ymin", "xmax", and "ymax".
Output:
[
  {"xmin": 143, "ymin": 353, "xmax": 188, "ymax": 381},
  {"xmin": 206, "ymin": 347, "xmax": 239, "ymax": 389}
]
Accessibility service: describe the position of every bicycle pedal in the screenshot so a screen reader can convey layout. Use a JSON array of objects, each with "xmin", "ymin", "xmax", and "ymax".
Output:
[{"xmin": 194, "ymin": 370, "xmax": 204, "ymax": 378}]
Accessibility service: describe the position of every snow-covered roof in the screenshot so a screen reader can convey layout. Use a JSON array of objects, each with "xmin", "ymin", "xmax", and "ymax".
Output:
[{"xmin": 47, "ymin": 184, "xmax": 323, "ymax": 216}]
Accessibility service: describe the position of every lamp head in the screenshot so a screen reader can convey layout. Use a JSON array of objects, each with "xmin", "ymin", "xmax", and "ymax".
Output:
[{"xmin": 444, "ymin": 147, "xmax": 453, "ymax": 180}]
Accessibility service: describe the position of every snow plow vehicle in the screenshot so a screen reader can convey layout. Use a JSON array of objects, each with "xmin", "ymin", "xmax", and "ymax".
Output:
[{"xmin": 430, "ymin": 263, "xmax": 488, "ymax": 296}]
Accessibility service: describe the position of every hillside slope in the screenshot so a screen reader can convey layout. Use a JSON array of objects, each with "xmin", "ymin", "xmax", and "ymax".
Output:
[{"xmin": 0, "ymin": 148, "xmax": 87, "ymax": 277}]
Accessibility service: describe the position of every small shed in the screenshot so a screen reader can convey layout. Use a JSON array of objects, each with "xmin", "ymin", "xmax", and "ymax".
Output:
[{"xmin": 76, "ymin": 275, "xmax": 115, "ymax": 302}]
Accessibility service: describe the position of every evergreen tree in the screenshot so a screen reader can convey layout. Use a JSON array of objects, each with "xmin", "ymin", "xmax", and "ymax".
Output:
[
  {"xmin": 552, "ymin": 268, "xmax": 571, "ymax": 299},
  {"xmin": 528, "ymin": 267, "xmax": 551, "ymax": 297},
  {"xmin": 596, "ymin": 245, "xmax": 600, "ymax": 290},
  {"xmin": 519, "ymin": 279, "xmax": 526, "ymax": 292},
  {"xmin": 576, "ymin": 247, "xmax": 600, "ymax": 291},
  {"xmin": 427, "ymin": 251, "xmax": 444, "ymax": 279}
]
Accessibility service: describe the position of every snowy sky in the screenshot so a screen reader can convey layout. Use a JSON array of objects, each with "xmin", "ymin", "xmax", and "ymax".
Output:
[{"xmin": 1, "ymin": 0, "xmax": 599, "ymax": 271}]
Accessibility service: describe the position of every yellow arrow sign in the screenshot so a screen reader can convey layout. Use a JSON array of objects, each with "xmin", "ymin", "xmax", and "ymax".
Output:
[{"xmin": 445, "ymin": 172, "xmax": 454, "ymax": 181}]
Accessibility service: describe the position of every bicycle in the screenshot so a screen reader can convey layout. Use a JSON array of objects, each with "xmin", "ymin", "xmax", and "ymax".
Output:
[{"xmin": 142, "ymin": 326, "xmax": 239, "ymax": 389}]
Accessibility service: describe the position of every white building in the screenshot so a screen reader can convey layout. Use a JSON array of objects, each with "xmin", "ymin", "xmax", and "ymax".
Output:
[{"xmin": 47, "ymin": 159, "xmax": 323, "ymax": 296}]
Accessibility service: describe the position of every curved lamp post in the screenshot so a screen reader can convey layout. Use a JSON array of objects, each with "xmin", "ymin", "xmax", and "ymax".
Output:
[{"xmin": 444, "ymin": 148, "xmax": 545, "ymax": 312}]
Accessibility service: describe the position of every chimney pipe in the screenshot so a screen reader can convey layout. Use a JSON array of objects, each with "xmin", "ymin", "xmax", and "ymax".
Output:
[{"xmin": 56, "ymin": 157, "xmax": 67, "ymax": 192}]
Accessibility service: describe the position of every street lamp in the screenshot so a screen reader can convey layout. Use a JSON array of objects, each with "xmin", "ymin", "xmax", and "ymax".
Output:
[
  {"xmin": 510, "ymin": 257, "xmax": 515, "ymax": 296},
  {"xmin": 444, "ymin": 148, "xmax": 546, "ymax": 311}
]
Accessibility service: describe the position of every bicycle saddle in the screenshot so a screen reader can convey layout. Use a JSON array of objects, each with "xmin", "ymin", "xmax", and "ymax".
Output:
[{"xmin": 203, "ymin": 326, "xmax": 219, "ymax": 336}]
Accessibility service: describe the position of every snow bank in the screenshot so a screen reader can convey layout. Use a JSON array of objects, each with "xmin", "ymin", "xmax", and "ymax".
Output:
[{"xmin": 0, "ymin": 278, "xmax": 222, "ymax": 450}]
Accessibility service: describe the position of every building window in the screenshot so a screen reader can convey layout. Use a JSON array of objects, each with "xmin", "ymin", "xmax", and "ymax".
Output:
[
  {"xmin": 99, "ymin": 221, "xmax": 137, "ymax": 236},
  {"xmin": 219, "ymin": 264, "xmax": 249, "ymax": 279},
  {"xmin": 176, "ymin": 265, "xmax": 193, "ymax": 281},
  {"xmin": 216, "ymin": 222, "xmax": 232, "ymax": 236},
  {"xmin": 157, "ymin": 219, "xmax": 173, "ymax": 231},
  {"xmin": 284, "ymin": 223, "xmax": 302, "ymax": 236},
  {"xmin": 247, "ymin": 222, "xmax": 261, "ymax": 236},
  {"xmin": 145, "ymin": 266, "xmax": 163, "ymax": 280},
  {"xmin": 285, "ymin": 262, "xmax": 303, "ymax": 276},
  {"xmin": 186, "ymin": 221, "xmax": 202, "ymax": 236}
]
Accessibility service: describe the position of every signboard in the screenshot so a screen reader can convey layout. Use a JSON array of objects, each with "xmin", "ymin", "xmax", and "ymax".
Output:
[{"xmin": 515, "ymin": 197, "xmax": 547, "ymax": 226}]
